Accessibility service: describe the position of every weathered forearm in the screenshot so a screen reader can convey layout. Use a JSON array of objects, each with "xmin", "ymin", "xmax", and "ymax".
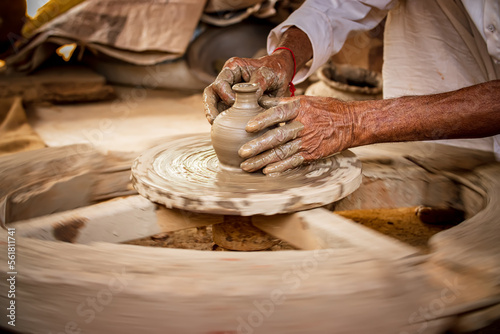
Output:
[
  {"xmin": 351, "ymin": 80, "xmax": 500, "ymax": 147},
  {"xmin": 272, "ymin": 26, "xmax": 313, "ymax": 80}
]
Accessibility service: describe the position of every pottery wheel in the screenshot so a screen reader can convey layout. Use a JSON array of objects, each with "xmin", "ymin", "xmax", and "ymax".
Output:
[{"xmin": 132, "ymin": 134, "xmax": 362, "ymax": 216}]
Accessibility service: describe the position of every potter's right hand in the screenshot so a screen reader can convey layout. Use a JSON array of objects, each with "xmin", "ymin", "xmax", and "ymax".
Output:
[
  {"xmin": 238, "ymin": 96, "xmax": 359, "ymax": 174},
  {"xmin": 203, "ymin": 52, "xmax": 294, "ymax": 124}
]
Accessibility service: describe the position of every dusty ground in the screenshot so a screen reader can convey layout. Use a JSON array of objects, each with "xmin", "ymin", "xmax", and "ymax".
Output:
[
  {"xmin": 335, "ymin": 207, "xmax": 459, "ymax": 253},
  {"xmin": 124, "ymin": 225, "xmax": 297, "ymax": 251}
]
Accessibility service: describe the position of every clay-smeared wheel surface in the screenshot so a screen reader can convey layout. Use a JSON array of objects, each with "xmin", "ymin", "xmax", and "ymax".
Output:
[{"xmin": 132, "ymin": 134, "xmax": 362, "ymax": 216}]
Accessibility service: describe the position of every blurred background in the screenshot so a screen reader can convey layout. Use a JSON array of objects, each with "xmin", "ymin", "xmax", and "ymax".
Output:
[{"xmin": 0, "ymin": 0, "xmax": 385, "ymax": 155}]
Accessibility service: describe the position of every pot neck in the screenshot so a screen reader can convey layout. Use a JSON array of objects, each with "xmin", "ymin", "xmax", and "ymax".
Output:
[
  {"xmin": 231, "ymin": 83, "xmax": 260, "ymax": 110},
  {"xmin": 234, "ymin": 91, "xmax": 259, "ymax": 109}
]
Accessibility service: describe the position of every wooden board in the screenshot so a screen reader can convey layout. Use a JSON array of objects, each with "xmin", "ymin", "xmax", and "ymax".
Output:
[
  {"xmin": 253, "ymin": 209, "xmax": 419, "ymax": 260},
  {"xmin": 10, "ymin": 196, "xmax": 221, "ymax": 244}
]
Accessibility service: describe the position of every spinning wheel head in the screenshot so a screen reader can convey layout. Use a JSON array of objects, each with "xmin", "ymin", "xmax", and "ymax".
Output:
[{"xmin": 131, "ymin": 134, "xmax": 362, "ymax": 216}]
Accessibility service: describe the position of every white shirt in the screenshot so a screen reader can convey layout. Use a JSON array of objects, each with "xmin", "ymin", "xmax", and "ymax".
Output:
[
  {"xmin": 267, "ymin": 0, "xmax": 500, "ymax": 83},
  {"xmin": 266, "ymin": 0, "xmax": 500, "ymax": 158},
  {"xmin": 463, "ymin": 0, "xmax": 500, "ymax": 64}
]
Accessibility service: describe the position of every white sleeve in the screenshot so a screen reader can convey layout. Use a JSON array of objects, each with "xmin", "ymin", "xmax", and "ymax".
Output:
[{"xmin": 267, "ymin": 0, "xmax": 397, "ymax": 83}]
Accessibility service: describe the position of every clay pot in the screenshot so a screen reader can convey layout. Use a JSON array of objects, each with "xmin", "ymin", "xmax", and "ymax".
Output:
[{"xmin": 211, "ymin": 83, "xmax": 265, "ymax": 170}]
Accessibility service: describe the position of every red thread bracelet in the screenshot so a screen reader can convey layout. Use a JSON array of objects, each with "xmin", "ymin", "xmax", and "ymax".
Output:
[{"xmin": 273, "ymin": 47, "xmax": 296, "ymax": 97}]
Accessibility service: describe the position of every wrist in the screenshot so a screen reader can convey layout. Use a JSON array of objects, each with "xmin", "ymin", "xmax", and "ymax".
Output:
[
  {"xmin": 272, "ymin": 48, "xmax": 296, "ymax": 83},
  {"xmin": 278, "ymin": 26, "xmax": 313, "ymax": 71},
  {"xmin": 349, "ymin": 98, "xmax": 413, "ymax": 147},
  {"xmin": 345, "ymin": 100, "xmax": 381, "ymax": 148}
]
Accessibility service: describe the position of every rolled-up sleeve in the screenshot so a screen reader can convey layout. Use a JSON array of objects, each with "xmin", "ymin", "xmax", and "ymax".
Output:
[{"xmin": 267, "ymin": 0, "xmax": 397, "ymax": 83}]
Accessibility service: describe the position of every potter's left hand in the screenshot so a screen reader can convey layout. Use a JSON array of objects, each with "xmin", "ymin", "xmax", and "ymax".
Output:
[
  {"xmin": 238, "ymin": 96, "xmax": 357, "ymax": 174},
  {"xmin": 203, "ymin": 54, "xmax": 293, "ymax": 125}
]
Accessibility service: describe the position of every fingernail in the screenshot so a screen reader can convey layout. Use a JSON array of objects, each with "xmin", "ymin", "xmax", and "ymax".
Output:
[
  {"xmin": 238, "ymin": 146, "xmax": 251, "ymax": 158},
  {"xmin": 262, "ymin": 165, "xmax": 274, "ymax": 174},
  {"xmin": 240, "ymin": 161, "xmax": 252, "ymax": 172},
  {"xmin": 245, "ymin": 122, "xmax": 258, "ymax": 133}
]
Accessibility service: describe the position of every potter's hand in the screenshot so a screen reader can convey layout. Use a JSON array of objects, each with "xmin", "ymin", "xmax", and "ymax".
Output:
[
  {"xmin": 238, "ymin": 96, "xmax": 357, "ymax": 174},
  {"xmin": 203, "ymin": 53, "xmax": 294, "ymax": 124}
]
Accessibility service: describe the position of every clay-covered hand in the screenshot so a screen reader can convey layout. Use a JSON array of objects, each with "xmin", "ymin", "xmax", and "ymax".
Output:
[
  {"xmin": 203, "ymin": 53, "xmax": 293, "ymax": 124},
  {"xmin": 238, "ymin": 96, "xmax": 358, "ymax": 174}
]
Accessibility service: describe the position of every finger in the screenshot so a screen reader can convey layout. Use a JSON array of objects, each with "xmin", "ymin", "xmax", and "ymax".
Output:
[
  {"xmin": 258, "ymin": 96, "xmax": 280, "ymax": 109},
  {"xmin": 275, "ymin": 81, "xmax": 292, "ymax": 98},
  {"xmin": 263, "ymin": 153, "xmax": 305, "ymax": 174},
  {"xmin": 203, "ymin": 85, "xmax": 219, "ymax": 124},
  {"xmin": 213, "ymin": 67, "xmax": 243, "ymax": 105},
  {"xmin": 217, "ymin": 100, "xmax": 230, "ymax": 114},
  {"xmin": 246, "ymin": 99, "xmax": 300, "ymax": 133},
  {"xmin": 249, "ymin": 67, "xmax": 275, "ymax": 99},
  {"xmin": 239, "ymin": 121, "xmax": 304, "ymax": 159},
  {"xmin": 240, "ymin": 139, "xmax": 302, "ymax": 172}
]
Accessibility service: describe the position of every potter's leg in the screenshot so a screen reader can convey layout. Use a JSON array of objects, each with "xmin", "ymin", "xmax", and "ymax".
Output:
[{"xmin": 383, "ymin": 0, "xmax": 500, "ymax": 157}]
